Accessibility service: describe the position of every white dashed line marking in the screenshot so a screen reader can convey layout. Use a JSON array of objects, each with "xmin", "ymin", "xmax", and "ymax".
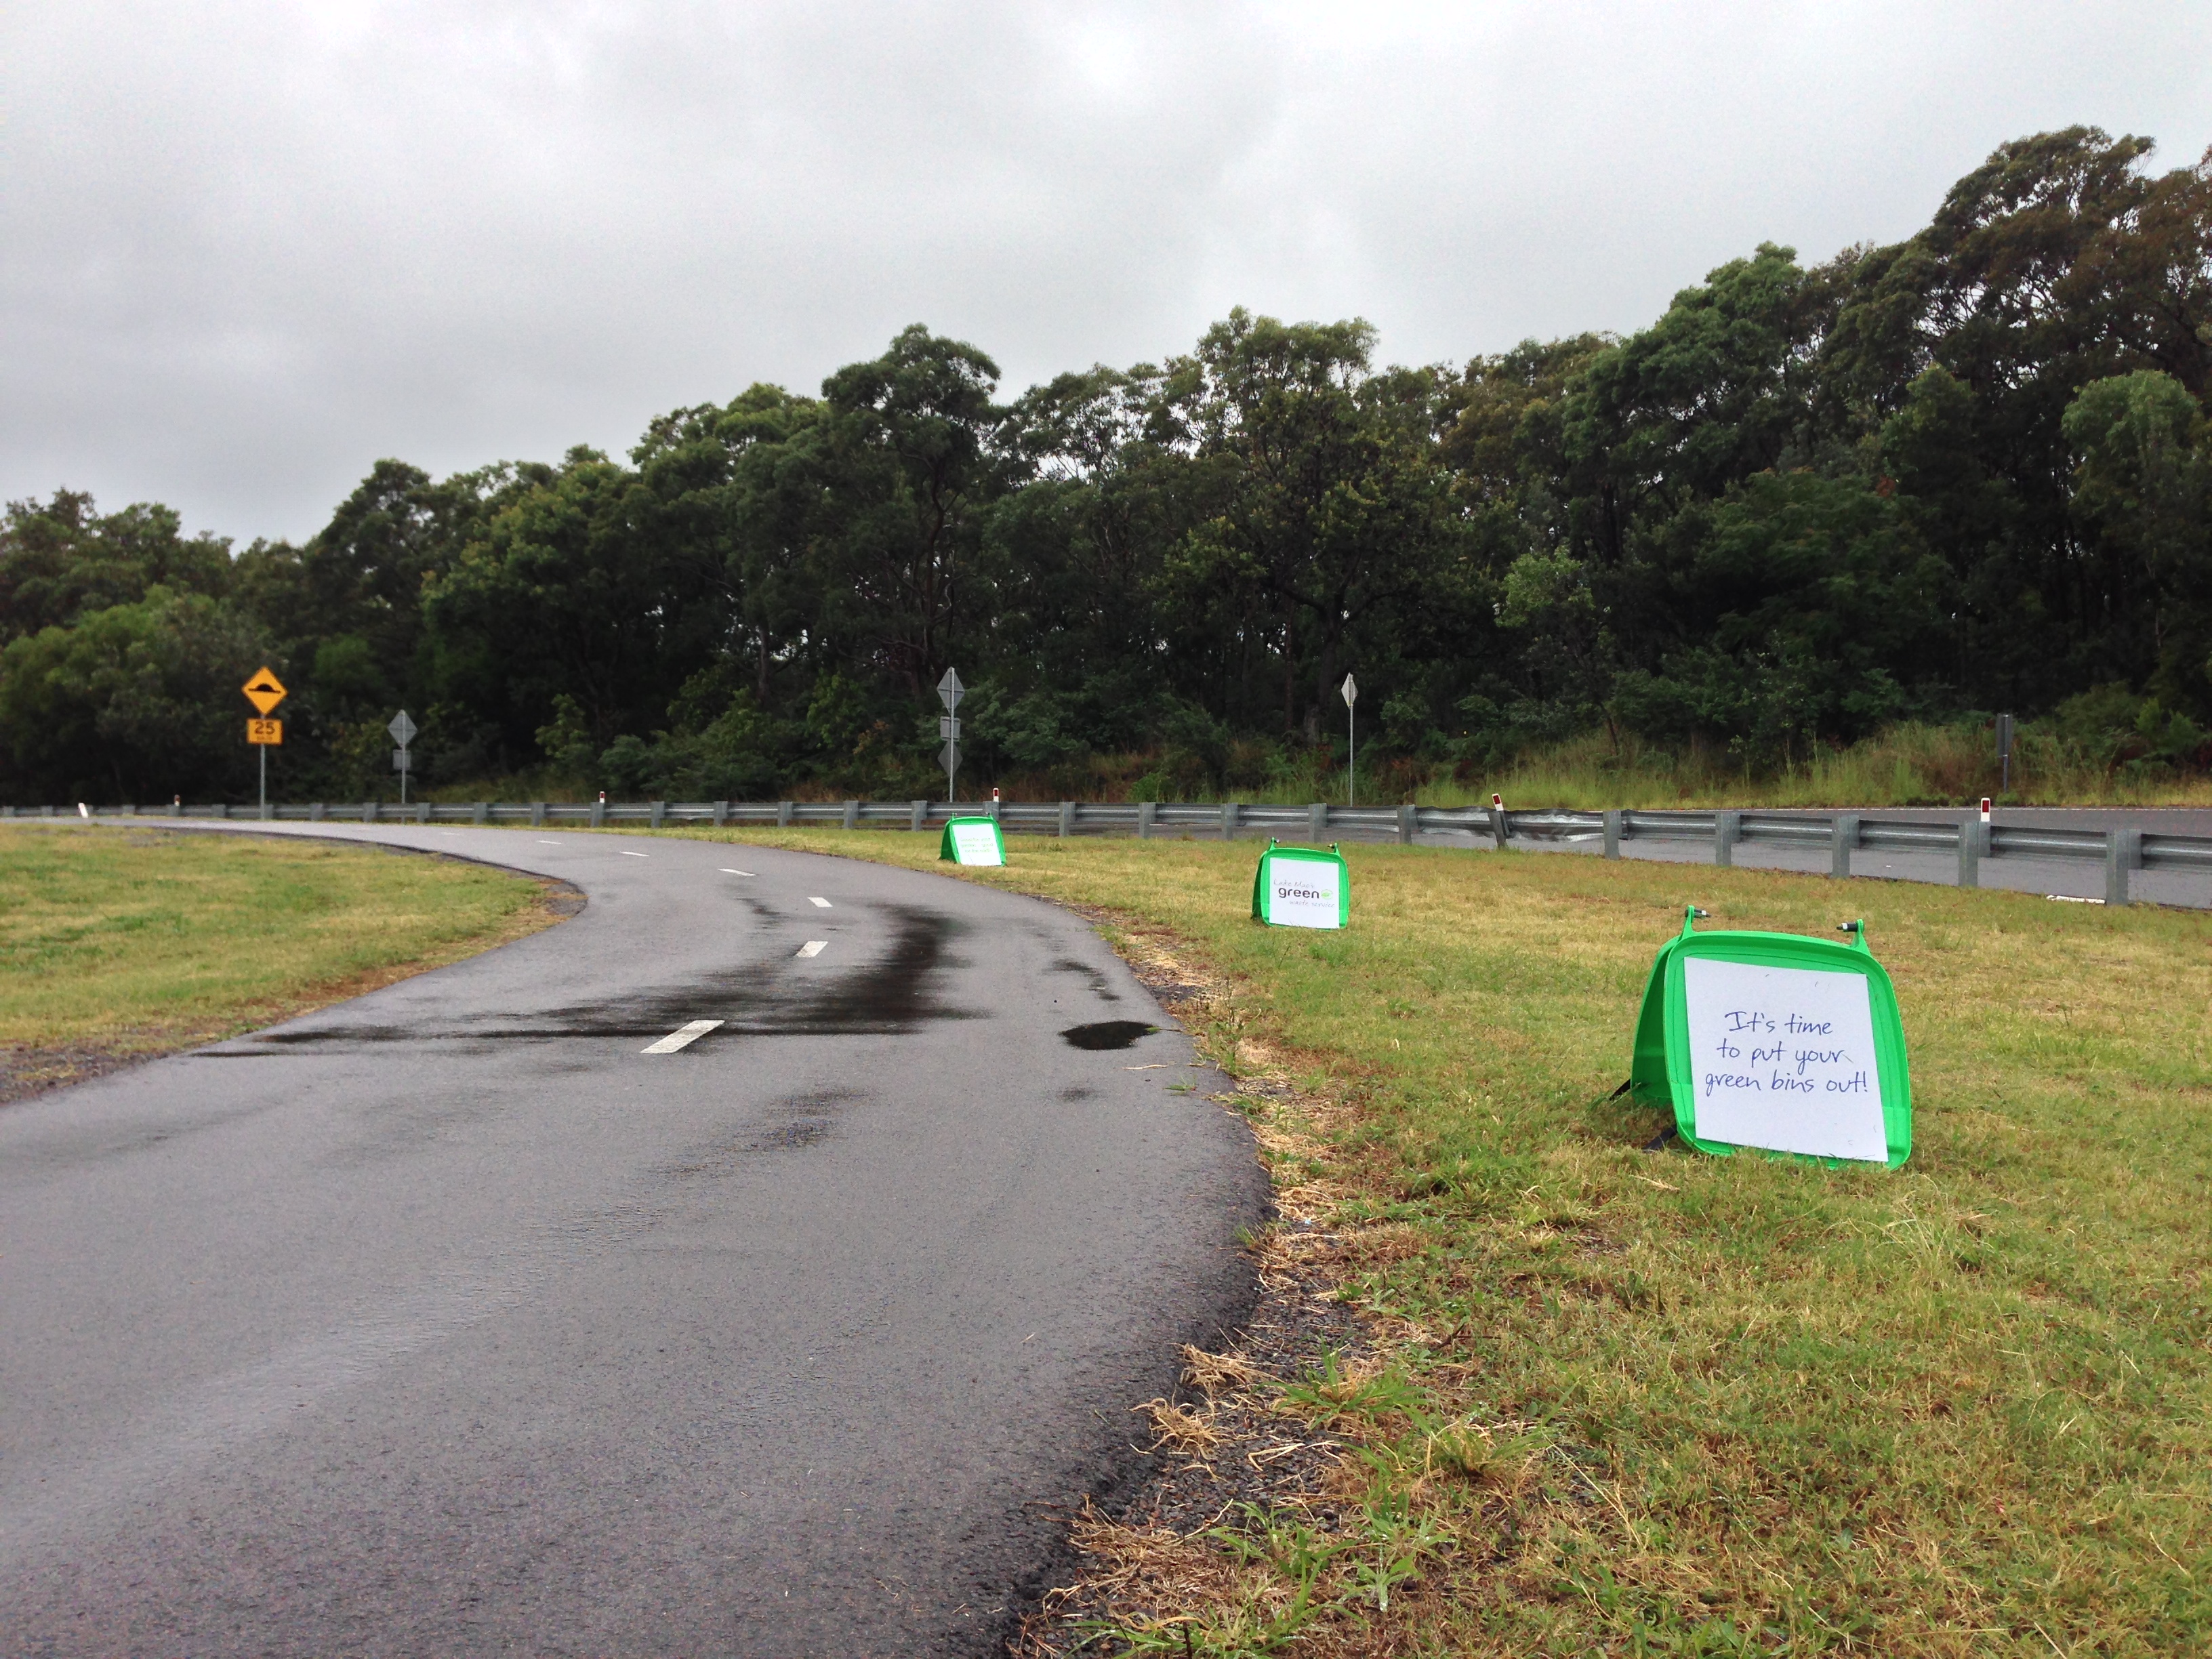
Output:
[
  {"xmin": 720, "ymin": 868, "xmax": 755, "ymax": 876},
  {"xmin": 796, "ymin": 941, "xmax": 827, "ymax": 958},
  {"xmin": 619, "ymin": 851, "xmax": 649, "ymax": 858},
  {"xmin": 537, "ymin": 839, "xmax": 560, "ymax": 844},
  {"xmin": 808, "ymin": 896, "xmax": 832, "ymax": 907},
  {"xmin": 641, "ymin": 1019, "xmax": 722, "ymax": 1054}
]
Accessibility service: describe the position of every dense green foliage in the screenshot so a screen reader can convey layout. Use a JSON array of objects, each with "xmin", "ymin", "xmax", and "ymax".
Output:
[{"xmin": 5, "ymin": 127, "xmax": 2209, "ymax": 805}]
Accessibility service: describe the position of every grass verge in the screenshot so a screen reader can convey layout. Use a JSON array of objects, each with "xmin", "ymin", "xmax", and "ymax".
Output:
[
  {"xmin": 0, "ymin": 823, "xmax": 569, "ymax": 1101},
  {"xmin": 656, "ymin": 825, "xmax": 2210, "ymax": 1656}
]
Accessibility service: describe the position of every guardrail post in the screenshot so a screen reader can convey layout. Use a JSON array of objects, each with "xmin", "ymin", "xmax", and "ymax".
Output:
[
  {"xmin": 474, "ymin": 801, "xmax": 490, "ymax": 825},
  {"xmin": 529, "ymin": 802, "xmax": 544, "ymax": 827},
  {"xmin": 712, "ymin": 800, "xmax": 728, "ymax": 827},
  {"xmin": 840, "ymin": 800, "xmax": 859, "ymax": 830},
  {"xmin": 642, "ymin": 800, "xmax": 660, "ymax": 829},
  {"xmin": 776, "ymin": 800, "xmax": 793, "ymax": 827},
  {"xmin": 1957, "ymin": 815, "xmax": 1984, "ymax": 886},
  {"xmin": 986, "ymin": 796, "xmax": 1000, "ymax": 825},
  {"xmin": 1603, "ymin": 810, "xmax": 1622, "ymax": 859},
  {"xmin": 1715, "ymin": 810, "xmax": 1740, "ymax": 867},
  {"xmin": 364, "ymin": 800, "xmax": 378, "ymax": 824},
  {"xmin": 1138, "ymin": 801, "xmax": 1158, "ymax": 840},
  {"xmin": 912, "ymin": 800, "xmax": 928, "ymax": 832},
  {"xmin": 418, "ymin": 802, "xmax": 432, "ymax": 825},
  {"xmin": 1308, "ymin": 802, "xmax": 1326, "ymax": 842},
  {"xmin": 1830, "ymin": 813, "xmax": 1858, "ymax": 878},
  {"xmin": 590, "ymin": 799, "xmax": 605, "ymax": 828},
  {"xmin": 307, "ymin": 802, "xmax": 324, "ymax": 821},
  {"xmin": 2106, "ymin": 827, "xmax": 2141, "ymax": 905},
  {"xmin": 1059, "ymin": 801, "xmax": 1075, "ymax": 838},
  {"xmin": 1222, "ymin": 802, "xmax": 1240, "ymax": 840},
  {"xmin": 1488, "ymin": 802, "xmax": 1509, "ymax": 851},
  {"xmin": 259, "ymin": 801, "xmax": 273, "ymax": 821},
  {"xmin": 1397, "ymin": 803, "xmax": 1416, "ymax": 844}
]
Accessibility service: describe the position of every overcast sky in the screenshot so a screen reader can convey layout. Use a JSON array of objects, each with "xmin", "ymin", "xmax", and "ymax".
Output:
[{"xmin": 6, "ymin": 1, "xmax": 2210, "ymax": 546}]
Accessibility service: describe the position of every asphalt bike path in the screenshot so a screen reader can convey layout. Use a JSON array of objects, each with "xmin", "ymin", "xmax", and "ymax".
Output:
[{"xmin": 0, "ymin": 824, "xmax": 1269, "ymax": 1656}]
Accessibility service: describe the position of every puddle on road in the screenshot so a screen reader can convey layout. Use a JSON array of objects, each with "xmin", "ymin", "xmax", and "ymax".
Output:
[
  {"xmin": 1059, "ymin": 1021, "xmax": 1158, "ymax": 1050},
  {"xmin": 204, "ymin": 905, "xmax": 976, "ymax": 1053}
]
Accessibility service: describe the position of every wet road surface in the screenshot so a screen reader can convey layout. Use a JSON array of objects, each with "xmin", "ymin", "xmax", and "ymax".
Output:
[{"xmin": 0, "ymin": 825, "xmax": 1268, "ymax": 1656}]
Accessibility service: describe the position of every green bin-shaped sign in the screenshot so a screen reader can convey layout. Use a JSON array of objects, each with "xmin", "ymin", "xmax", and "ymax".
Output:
[
  {"xmin": 1631, "ymin": 907, "xmax": 1911, "ymax": 1167},
  {"xmin": 939, "ymin": 815, "xmax": 1006, "ymax": 866},
  {"xmin": 1252, "ymin": 840, "xmax": 1349, "ymax": 929}
]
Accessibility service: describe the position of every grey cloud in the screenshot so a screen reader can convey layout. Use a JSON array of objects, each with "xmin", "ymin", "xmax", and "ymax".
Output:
[{"xmin": 4, "ymin": 1, "xmax": 2208, "ymax": 541}]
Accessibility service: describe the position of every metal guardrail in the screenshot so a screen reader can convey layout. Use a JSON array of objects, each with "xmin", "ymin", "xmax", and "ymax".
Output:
[{"xmin": 11, "ymin": 796, "xmax": 2202, "ymax": 907}]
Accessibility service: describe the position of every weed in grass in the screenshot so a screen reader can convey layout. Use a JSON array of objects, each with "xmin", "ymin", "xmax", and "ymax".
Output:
[{"xmin": 1278, "ymin": 1353, "xmax": 1428, "ymax": 1435}]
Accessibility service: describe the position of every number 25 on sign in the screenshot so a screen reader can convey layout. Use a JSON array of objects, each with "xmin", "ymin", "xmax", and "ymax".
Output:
[{"xmin": 247, "ymin": 718, "xmax": 283, "ymax": 745}]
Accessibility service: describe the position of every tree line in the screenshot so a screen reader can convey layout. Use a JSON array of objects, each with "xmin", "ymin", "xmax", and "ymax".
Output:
[{"xmin": 5, "ymin": 126, "xmax": 2209, "ymax": 806}]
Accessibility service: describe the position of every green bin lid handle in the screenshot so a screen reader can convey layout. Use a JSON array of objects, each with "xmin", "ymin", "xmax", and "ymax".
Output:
[
  {"xmin": 1678, "ymin": 905, "xmax": 1709, "ymax": 938},
  {"xmin": 1837, "ymin": 919, "xmax": 1869, "ymax": 952}
]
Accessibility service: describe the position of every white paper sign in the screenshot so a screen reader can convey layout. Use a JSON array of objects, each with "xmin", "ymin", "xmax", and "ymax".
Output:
[
  {"xmin": 1267, "ymin": 857, "xmax": 1341, "ymax": 929},
  {"xmin": 949, "ymin": 821, "xmax": 1002, "ymax": 865},
  {"xmin": 1681, "ymin": 957, "xmax": 1887, "ymax": 1162}
]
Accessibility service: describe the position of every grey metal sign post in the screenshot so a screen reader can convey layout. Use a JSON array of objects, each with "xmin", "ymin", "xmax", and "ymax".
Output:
[
  {"xmin": 1340, "ymin": 672, "xmax": 1358, "ymax": 807},
  {"xmin": 389, "ymin": 710, "xmax": 417, "ymax": 805},
  {"xmin": 937, "ymin": 668, "xmax": 964, "ymax": 802},
  {"xmin": 1996, "ymin": 712, "xmax": 2014, "ymax": 794}
]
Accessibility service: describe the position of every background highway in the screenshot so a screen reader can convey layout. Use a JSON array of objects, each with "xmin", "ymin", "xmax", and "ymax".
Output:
[
  {"xmin": 1415, "ymin": 806, "xmax": 2212, "ymax": 907},
  {"xmin": 0, "ymin": 825, "xmax": 1269, "ymax": 1656}
]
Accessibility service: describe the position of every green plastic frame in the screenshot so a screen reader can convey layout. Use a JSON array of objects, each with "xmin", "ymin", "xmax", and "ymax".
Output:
[
  {"xmin": 1250, "ymin": 840, "xmax": 1350, "ymax": 928},
  {"xmin": 939, "ymin": 815, "xmax": 1006, "ymax": 866},
  {"xmin": 1629, "ymin": 907, "xmax": 1912, "ymax": 1168}
]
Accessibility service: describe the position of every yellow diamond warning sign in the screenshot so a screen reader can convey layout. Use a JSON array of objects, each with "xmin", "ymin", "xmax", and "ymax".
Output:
[
  {"xmin": 242, "ymin": 668, "xmax": 287, "ymax": 715},
  {"xmin": 247, "ymin": 718, "xmax": 283, "ymax": 745}
]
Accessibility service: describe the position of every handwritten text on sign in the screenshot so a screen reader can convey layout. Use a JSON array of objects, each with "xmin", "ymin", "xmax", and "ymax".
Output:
[
  {"xmin": 949, "ymin": 822, "xmax": 1003, "ymax": 865},
  {"xmin": 1681, "ymin": 957, "xmax": 1887, "ymax": 1162},
  {"xmin": 1268, "ymin": 857, "xmax": 1341, "ymax": 929}
]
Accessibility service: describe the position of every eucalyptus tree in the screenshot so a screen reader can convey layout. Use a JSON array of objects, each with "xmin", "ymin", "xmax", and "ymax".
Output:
[{"xmin": 1158, "ymin": 309, "xmax": 1475, "ymax": 738}]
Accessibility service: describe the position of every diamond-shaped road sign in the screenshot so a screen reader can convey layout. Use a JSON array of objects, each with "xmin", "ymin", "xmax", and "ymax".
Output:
[
  {"xmin": 1340, "ymin": 672, "xmax": 1358, "ymax": 707},
  {"xmin": 938, "ymin": 743, "xmax": 961, "ymax": 773},
  {"xmin": 388, "ymin": 710, "xmax": 417, "ymax": 747},
  {"xmin": 937, "ymin": 667, "xmax": 964, "ymax": 712},
  {"xmin": 242, "ymin": 668, "xmax": 287, "ymax": 715}
]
